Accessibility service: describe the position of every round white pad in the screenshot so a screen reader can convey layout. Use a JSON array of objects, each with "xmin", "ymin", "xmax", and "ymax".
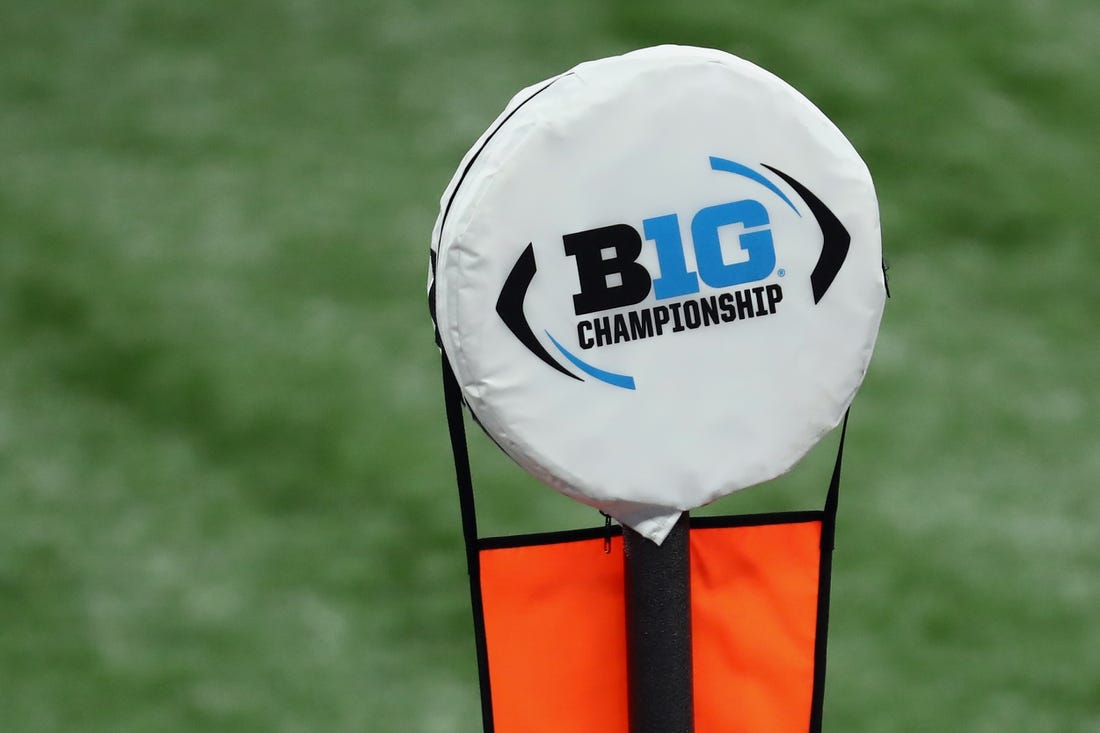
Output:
[{"xmin": 430, "ymin": 46, "xmax": 885, "ymax": 543}]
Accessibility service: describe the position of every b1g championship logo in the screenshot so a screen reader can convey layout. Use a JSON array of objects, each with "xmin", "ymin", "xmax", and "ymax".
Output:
[
  {"xmin": 430, "ymin": 46, "xmax": 885, "ymax": 541},
  {"xmin": 496, "ymin": 156, "xmax": 850, "ymax": 390}
]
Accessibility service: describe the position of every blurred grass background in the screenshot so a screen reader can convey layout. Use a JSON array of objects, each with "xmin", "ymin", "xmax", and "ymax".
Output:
[{"xmin": 1, "ymin": 0, "xmax": 1098, "ymax": 730}]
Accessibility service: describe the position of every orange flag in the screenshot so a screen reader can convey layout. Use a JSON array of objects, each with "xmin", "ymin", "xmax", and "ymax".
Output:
[{"xmin": 476, "ymin": 514, "xmax": 832, "ymax": 732}]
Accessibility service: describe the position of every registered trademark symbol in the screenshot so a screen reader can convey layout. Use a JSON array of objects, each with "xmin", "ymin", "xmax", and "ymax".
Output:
[{"xmin": 777, "ymin": 268, "xmax": 786, "ymax": 277}]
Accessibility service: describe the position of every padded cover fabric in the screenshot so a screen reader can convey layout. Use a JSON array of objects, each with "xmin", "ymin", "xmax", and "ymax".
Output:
[
  {"xmin": 430, "ymin": 46, "xmax": 885, "ymax": 542},
  {"xmin": 478, "ymin": 518, "xmax": 828, "ymax": 732}
]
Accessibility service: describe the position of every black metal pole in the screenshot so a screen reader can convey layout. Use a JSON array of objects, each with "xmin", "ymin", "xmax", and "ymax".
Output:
[{"xmin": 623, "ymin": 511, "xmax": 694, "ymax": 733}]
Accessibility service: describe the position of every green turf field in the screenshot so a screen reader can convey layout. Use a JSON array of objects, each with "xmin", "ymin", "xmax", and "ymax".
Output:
[{"xmin": 1, "ymin": 1, "xmax": 1098, "ymax": 730}]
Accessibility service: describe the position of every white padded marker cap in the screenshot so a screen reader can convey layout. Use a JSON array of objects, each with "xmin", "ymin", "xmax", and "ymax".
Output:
[{"xmin": 430, "ymin": 46, "xmax": 885, "ymax": 543}]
